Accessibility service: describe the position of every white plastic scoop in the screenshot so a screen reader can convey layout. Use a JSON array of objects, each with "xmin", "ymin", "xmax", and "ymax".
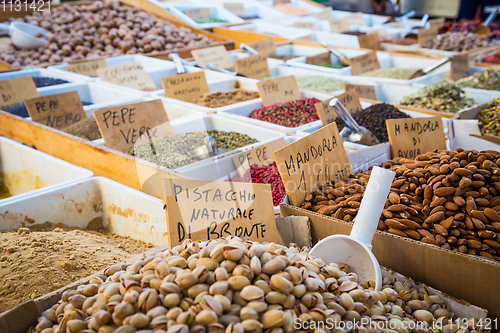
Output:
[
  {"xmin": 0, "ymin": 21, "xmax": 48, "ymax": 49},
  {"xmin": 309, "ymin": 166, "xmax": 395, "ymax": 291}
]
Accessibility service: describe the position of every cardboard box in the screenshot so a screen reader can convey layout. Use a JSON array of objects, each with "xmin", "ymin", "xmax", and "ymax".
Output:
[{"xmin": 281, "ymin": 200, "xmax": 500, "ymax": 321}]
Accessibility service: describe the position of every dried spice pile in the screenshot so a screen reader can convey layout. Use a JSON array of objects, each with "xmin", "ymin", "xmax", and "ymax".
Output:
[
  {"xmin": 272, "ymin": 3, "xmax": 310, "ymax": 15},
  {"xmin": 269, "ymin": 54, "xmax": 299, "ymax": 61},
  {"xmin": 2, "ymin": 1, "xmax": 215, "ymax": 67},
  {"xmin": 299, "ymin": 148, "xmax": 500, "ymax": 262},
  {"xmin": 32, "ymin": 77, "xmax": 69, "ymax": 87},
  {"xmin": 0, "ymin": 226, "xmax": 153, "ymax": 313},
  {"xmin": 249, "ymin": 97, "xmax": 321, "ymax": 127},
  {"xmin": 315, "ymin": 63, "xmax": 344, "ymax": 69},
  {"xmin": 3, "ymin": 101, "xmax": 92, "ymax": 118},
  {"xmin": 193, "ymin": 17, "xmax": 229, "ymax": 24},
  {"xmin": 335, "ymin": 103, "xmax": 411, "ymax": 143},
  {"xmin": 63, "ymin": 117, "xmax": 102, "ymax": 141},
  {"xmin": 0, "ymin": 181, "xmax": 12, "ymax": 200},
  {"xmin": 455, "ymin": 68, "xmax": 500, "ymax": 91},
  {"xmin": 295, "ymin": 75, "xmax": 345, "ymax": 93},
  {"xmin": 192, "ymin": 89, "xmax": 260, "ymax": 108},
  {"xmin": 361, "ymin": 68, "xmax": 421, "ymax": 80},
  {"xmin": 423, "ymin": 32, "xmax": 488, "ymax": 52},
  {"xmin": 230, "ymin": 162, "xmax": 285, "ymax": 206},
  {"xmin": 478, "ymin": 97, "xmax": 500, "ymax": 137},
  {"xmin": 125, "ymin": 130, "xmax": 257, "ymax": 169},
  {"xmin": 398, "ymin": 80, "xmax": 477, "ymax": 113},
  {"xmin": 483, "ymin": 52, "xmax": 500, "ymax": 64}
]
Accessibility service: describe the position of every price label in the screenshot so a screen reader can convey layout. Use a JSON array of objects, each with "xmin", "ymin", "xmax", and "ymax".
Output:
[
  {"xmin": 386, "ymin": 117, "xmax": 446, "ymax": 159},
  {"xmin": 348, "ymin": 51, "xmax": 381, "ymax": 75},
  {"xmin": 305, "ymin": 52, "xmax": 331, "ymax": 65},
  {"xmin": 191, "ymin": 45, "xmax": 233, "ymax": 69},
  {"xmin": 97, "ymin": 62, "xmax": 155, "ymax": 90},
  {"xmin": 234, "ymin": 54, "xmax": 270, "ymax": 79},
  {"xmin": 293, "ymin": 21, "xmax": 317, "ymax": 30},
  {"xmin": 314, "ymin": 8, "xmax": 332, "ymax": 20},
  {"xmin": 257, "ymin": 76, "xmax": 302, "ymax": 106},
  {"xmin": 184, "ymin": 8, "xmax": 211, "ymax": 20},
  {"xmin": 93, "ymin": 100, "xmax": 174, "ymax": 152},
  {"xmin": 25, "ymin": 91, "xmax": 87, "ymax": 130},
  {"xmin": 328, "ymin": 18, "xmax": 350, "ymax": 33},
  {"xmin": 232, "ymin": 137, "xmax": 287, "ymax": 176},
  {"xmin": 347, "ymin": 12, "xmax": 365, "ymax": 26},
  {"xmin": 63, "ymin": 59, "xmax": 107, "ymax": 77},
  {"xmin": 343, "ymin": 83, "xmax": 376, "ymax": 100},
  {"xmin": 248, "ymin": 37, "xmax": 277, "ymax": 57},
  {"xmin": 314, "ymin": 91, "xmax": 362, "ymax": 126},
  {"xmin": 223, "ymin": 3, "xmax": 245, "ymax": 17},
  {"xmin": 164, "ymin": 178, "xmax": 279, "ymax": 248},
  {"xmin": 358, "ymin": 33, "xmax": 381, "ymax": 50},
  {"xmin": 450, "ymin": 54, "xmax": 469, "ymax": 81},
  {"xmin": 428, "ymin": 17, "xmax": 445, "ymax": 30},
  {"xmin": 161, "ymin": 72, "xmax": 209, "ymax": 103},
  {"xmin": 0, "ymin": 76, "xmax": 39, "ymax": 111},
  {"xmin": 273, "ymin": 122, "xmax": 352, "ymax": 206},
  {"xmin": 418, "ymin": 27, "xmax": 439, "ymax": 47}
]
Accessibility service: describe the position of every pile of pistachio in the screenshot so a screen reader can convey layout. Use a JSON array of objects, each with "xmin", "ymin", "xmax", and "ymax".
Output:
[{"xmin": 32, "ymin": 238, "xmax": 487, "ymax": 333}]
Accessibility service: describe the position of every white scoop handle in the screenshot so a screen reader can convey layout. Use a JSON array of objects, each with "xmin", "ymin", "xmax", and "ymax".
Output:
[
  {"xmin": 0, "ymin": 23, "xmax": 11, "ymax": 32},
  {"xmin": 350, "ymin": 166, "xmax": 395, "ymax": 250}
]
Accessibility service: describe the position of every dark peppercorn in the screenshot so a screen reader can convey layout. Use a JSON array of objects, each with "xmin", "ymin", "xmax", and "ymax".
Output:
[
  {"xmin": 249, "ymin": 97, "xmax": 321, "ymax": 128},
  {"xmin": 335, "ymin": 103, "xmax": 411, "ymax": 143},
  {"xmin": 3, "ymin": 100, "xmax": 92, "ymax": 118},
  {"xmin": 230, "ymin": 162, "xmax": 285, "ymax": 206},
  {"xmin": 32, "ymin": 77, "xmax": 70, "ymax": 87}
]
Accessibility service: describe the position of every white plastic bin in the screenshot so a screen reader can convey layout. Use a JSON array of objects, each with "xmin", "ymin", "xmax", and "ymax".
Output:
[
  {"xmin": 0, "ymin": 68, "xmax": 87, "ymax": 91},
  {"xmin": 199, "ymin": 0, "xmax": 286, "ymax": 19},
  {"xmin": 187, "ymin": 51, "xmax": 284, "ymax": 70},
  {"xmin": 0, "ymin": 137, "xmax": 94, "ymax": 204},
  {"xmin": 287, "ymin": 49, "xmax": 392, "ymax": 76},
  {"xmin": 164, "ymin": 3, "xmax": 244, "ymax": 29},
  {"xmin": 311, "ymin": 30, "xmax": 403, "ymax": 49},
  {"xmin": 229, "ymin": 22, "xmax": 314, "ymax": 40},
  {"xmin": 217, "ymin": 90, "xmax": 333, "ymax": 134},
  {"xmin": 47, "ymin": 55, "xmax": 177, "ymax": 82},
  {"xmin": 257, "ymin": 0, "xmax": 323, "ymax": 14},
  {"xmin": 0, "ymin": 177, "xmax": 167, "ymax": 246}
]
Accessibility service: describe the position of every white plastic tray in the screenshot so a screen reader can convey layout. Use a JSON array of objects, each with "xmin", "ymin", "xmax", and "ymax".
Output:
[
  {"xmin": 164, "ymin": 3, "xmax": 244, "ymax": 29},
  {"xmin": 0, "ymin": 137, "xmax": 94, "ymax": 204},
  {"xmin": 187, "ymin": 51, "xmax": 284, "ymax": 70},
  {"xmin": 0, "ymin": 177, "xmax": 167, "ymax": 246},
  {"xmin": 257, "ymin": 0, "xmax": 323, "ymax": 14},
  {"xmin": 310, "ymin": 30, "xmax": 402, "ymax": 49},
  {"xmin": 229, "ymin": 21, "xmax": 314, "ymax": 40},
  {"xmin": 0, "ymin": 68, "xmax": 87, "ymax": 90},
  {"xmin": 199, "ymin": 0, "xmax": 286, "ymax": 19},
  {"xmin": 287, "ymin": 49, "xmax": 392, "ymax": 76},
  {"xmin": 217, "ymin": 90, "xmax": 333, "ymax": 134},
  {"xmin": 47, "ymin": 55, "xmax": 177, "ymax": 82}
]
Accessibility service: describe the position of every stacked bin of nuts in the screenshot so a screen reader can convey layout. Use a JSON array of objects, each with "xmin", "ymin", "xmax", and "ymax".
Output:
[
  {"xmin": 32, "ymin": 238, "xmax": 486, "ymax": 333},
  {"xmin": 301, "ymin": 148, "xmax": 500, "ymax": 262}
]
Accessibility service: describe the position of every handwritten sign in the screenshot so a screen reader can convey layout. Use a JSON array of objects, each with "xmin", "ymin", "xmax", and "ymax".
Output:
[
  {"xmin": 97, "ymin": 62, "xmax": 155, "ymax": 90},
  {"xmin": 305, "ymin": 52, "xmax": 331, "ymax": 65},
  {"xmin": 314, "ymin": 91, "xmax": 362, "ymax": 125},
  {"xmin": 161, "ymin": 72, "xmax": 209, "ymax": 103},
  {"xmin": 25, "ymin": 91, "xmax": 87, "ymax": 129},
  {"xmin": 257, "ymin": 76, "xmax": 302, "ymax": 106},
  {"xmin": 450, "ymin": 54, "xmax": 469, "ymax": 81},
  {"xmin": 0, "ymin": 76, "xmax": 39, "ymax": 111},
  {"xmin": 314, "ymin": 8, "xmax": 332, "ymax": 20},
  {"xmin": 223, "ymin": 3, "xmax": 245, "ymax": 17},
  {"xmin": 164, "ymin": 178, "xmax": 279, "ymax": 248},
  {"xmin": 293, "ymin": 21, "xmax": 317, "ymax": 30},
  {"xmin": 428, "ymin": 18, "xmax": 445, "ymax": 30},
  {"xmin": 63, "ymin": 59, "xmax": 107, "ymax": 77},
  {"xmin": 348, "ymin": 51, "xmax": 380, "ymax": 75},
  {"xmin": 328, "ymin": 18, "xmax": 350, "ymax": 33},
  {"xmin": 191, "ymin": 45, "xmax": 233, "ymax": 69},
  {"xmin": 93, "ymin": 100, "xmax": 174, "ymax": 151},
  {"xmin": 418, "ymin": 27, "xmax": 438, "ymax": 47},
  {"xmin": 386, "ymin": 117, "xmax": 446, "ymax": 159},
  {"xmin": 248, "ymin": 37, "xmax": 277, "ymax": 57},
  {"xmin": 358, "ymin": 33, "xmax": 381, "ymax": 50},
  {"xmin": 234, "ymin": 55, "xmax": 270, "ymax": 79},
  {"xmin": 232, "ymin": 137, "xmax": 287, "ymax": 176},
  {"xmin": 184, "ymin": 8, "xmax": 211, "ymax": 21},
  {"xmin": 343, "ymin": 83, "xmax": 376, "ymax": 100},
  {"xmin": 347, "ymin": 12, "xmax": 365, "ymax": 26},
  {"xmin": 273, "ymin": 122, "xmax": 352, "ymax": 206}
]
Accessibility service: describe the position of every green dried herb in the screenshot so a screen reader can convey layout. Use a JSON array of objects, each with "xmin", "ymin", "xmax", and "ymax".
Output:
[
  {"xmin": 193, "ymin": 17, "xmax": 228, "ymax": 23},
  {"xmin": 398, "ymin": 79, "xmax": 477, "ymax": 113},
  {"xmin": 456, "ymin": 68, "xmax": 500, "ymax": 91},
  {"xmin": 315, "ymin": 63, "xmax": 345, "ymax": 69},
  {"xmin": 361, "ymin": 68, "xmax": 421, "ymax": 80},
  {"xmin": 478, "ymin": 97, "xmax": 500, "ymax": 136},
  {"xmin": 125, "ymin": 130, "xmax": 257, "ymax": 169},
  {"xmin": 294, "ymin": 75, "xmax": 345, "ymax": 93}
]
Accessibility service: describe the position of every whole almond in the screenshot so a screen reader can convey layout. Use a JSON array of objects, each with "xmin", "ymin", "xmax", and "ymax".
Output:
[
  {"xmin": 433, "ymin": 224, "xmax": 448, "ymax": 237},
  {"xmin": 484, "ymin": 208, "xmax": 500, "ymax": 222},
  {"xmin": 434, "ymin": 187, "xmax": 456, "ymax": 197},
  {"xmin": 440, "ymin": 217, "xmax": 454, "ymax": 229},
  {"xmin": 483, "ymin": 239, "xmax": 500, "ymax": 250},
  {"xmin": 424, "ymin": 211, "xmax": 445, "ymax": 224},
  {"xmin": 471, "ymin": 211, "xmax": 488, "ymax": 226},
  {"xmin": 385, "ymin": 219, "xmax": 409, "ymax": 231},
  {"xmin": 421, "ymin": 237, "xmax": 440, "ymax": 247},
  {"xmin": 430, "ymin": 197, "xmax": 446, "ymax": 208},
  {"xmin": 404, "ymin": 230, "xmax": 422, "ymax": 240},
  {"xmin": 388, "ymin": 192, "xmax": 400, "ymax": 205},
  {"xmin": 387, "ymin": 204, "xmax": 407, "ymax": 212},
  {"xmin": 466, "ymin": 239, "xmax": 482, "ymax": 249},
  {"xmin": 387, "ymin": 228, "xmax": 408, "ymax": 238}
]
